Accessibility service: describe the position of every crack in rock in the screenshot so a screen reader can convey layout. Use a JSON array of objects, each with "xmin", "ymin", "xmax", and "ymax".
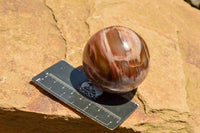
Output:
[
  {"xmin": 84, "ymin": 0, "xmax": 97, "ymax": 38},
  {"xmin": 84, "ymin": 0, "xmax": 96, "ymax": 38},
  {"xmin": 43, "ymin": 0, "xmax": 67, "ymax": 59},
  {"xmin": 134, "ymin": 121, "xmax": 191, "ymax": 132},
  {"xmin": 85, "ymin": 8, "xmax": 91, "ymax": 37},
  {"xmin": 136, "ymin": 91, "xmax": 148, "ymax": 113}
]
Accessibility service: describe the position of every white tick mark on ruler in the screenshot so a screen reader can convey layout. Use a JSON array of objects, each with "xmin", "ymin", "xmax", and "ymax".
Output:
[
  {"xmin": 84, "ymin": 106, "xmax": 88, "ymax": 110},
  {"xmin": 36, "ymin": 78, "xmax": 41, "ymax": 81},
  {"xmin": 48, "ymin": 73, "xmax": 75, "ymax": 91},
  {"xmin": 60, "ymin": 92, "xmax": 65, "ymax": 97}
]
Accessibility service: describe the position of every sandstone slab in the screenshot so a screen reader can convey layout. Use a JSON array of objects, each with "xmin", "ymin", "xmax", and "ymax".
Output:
[
  {"xmin": 0, "ymin": 0, "xmax": 68, "ymax": 116},
  {"xmin": 0, "ymin": 0, "xmax": 200, "ymax": 132}
]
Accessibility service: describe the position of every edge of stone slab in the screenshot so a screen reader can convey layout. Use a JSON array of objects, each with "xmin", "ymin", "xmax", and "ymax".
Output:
[{"xmin": 0, "ymin": 107, "xmax": 139, "ymax": 133}]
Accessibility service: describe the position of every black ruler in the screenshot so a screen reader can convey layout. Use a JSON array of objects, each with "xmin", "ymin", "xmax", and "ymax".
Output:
[{"xmin": 32, "ymin": 60, "xmax": 138, "ymax": 130}]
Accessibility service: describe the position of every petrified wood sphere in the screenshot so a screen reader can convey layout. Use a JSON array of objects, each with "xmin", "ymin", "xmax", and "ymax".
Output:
[{"xmin": 83, "ymin": 26, "xmax": 150, "ymax": 93}]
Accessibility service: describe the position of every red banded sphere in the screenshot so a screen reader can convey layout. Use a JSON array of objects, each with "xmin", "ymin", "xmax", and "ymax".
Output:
[{"xmin": 83, "ymin": 26, "xmax": 150, "ymax": 93}]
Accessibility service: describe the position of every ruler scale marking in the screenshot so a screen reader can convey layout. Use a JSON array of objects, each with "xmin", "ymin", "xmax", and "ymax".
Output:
[
  {"xmin": 44, "ymin": 72, "xmax": 122, "ymax": 121},
  {"xmin": 36, "ymin": 77, "xmax": 114, "ymax": 126},
  {"xmin": 37, "ymin": 73, "xmax": 121, "ymax": 122}
]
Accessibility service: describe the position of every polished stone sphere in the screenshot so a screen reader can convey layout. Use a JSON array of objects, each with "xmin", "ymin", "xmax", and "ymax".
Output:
[{"xmin": 83, "ymin": 26, "xmax": 150, "ymax": 93}]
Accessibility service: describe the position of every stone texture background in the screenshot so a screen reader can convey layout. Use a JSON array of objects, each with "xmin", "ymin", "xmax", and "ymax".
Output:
[{"xmin": 0, "ymin": 0, "xmax": 200, "ymax": 132}]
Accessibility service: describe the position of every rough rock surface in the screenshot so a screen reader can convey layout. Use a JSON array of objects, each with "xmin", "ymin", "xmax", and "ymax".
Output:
[{"xmin": 0, "ymin": 0, "xmax": 200, "ymax": 132}]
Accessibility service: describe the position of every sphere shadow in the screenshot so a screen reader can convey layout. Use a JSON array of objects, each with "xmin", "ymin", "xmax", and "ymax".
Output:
[
  {"xmin": 72, "ymin": 65, "xmax": 137, "ymax": 106},
  {"xmin": 93, "ymin": 89, "xmax": 137, "ymax": 106}
]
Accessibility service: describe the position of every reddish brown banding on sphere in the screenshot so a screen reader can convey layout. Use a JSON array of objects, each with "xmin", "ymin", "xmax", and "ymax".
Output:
[{"xmin": 83, "ymin": 26, "xmax": 150, "ymax": 93}]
